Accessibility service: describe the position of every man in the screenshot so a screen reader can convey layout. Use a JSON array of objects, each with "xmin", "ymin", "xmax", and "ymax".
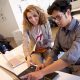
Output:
[{"xmin": 21, "ymin": 0, "xmax": 80, "ymax": 79}]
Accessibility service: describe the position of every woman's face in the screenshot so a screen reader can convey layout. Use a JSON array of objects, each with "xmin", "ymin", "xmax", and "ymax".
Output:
[{"xmin": 26, "ymin": 10, "xmax": 39, "ymax": 26}]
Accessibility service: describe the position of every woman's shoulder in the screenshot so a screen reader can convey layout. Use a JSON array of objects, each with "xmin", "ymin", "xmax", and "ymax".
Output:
[
  {"xmin": 44, "ymin": 20, "xmax": 50, "ymax": 26},
  {"xmin": 41, "ymin": 21, "xmax": 50, "ymax": 28},
  {"xmin": 41, "ymin": 21, "xmax": 51, "ymax": 33}
]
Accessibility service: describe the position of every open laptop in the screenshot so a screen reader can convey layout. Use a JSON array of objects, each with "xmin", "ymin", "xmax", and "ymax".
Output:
[{"xmin": 0, "ymin": 65, "xmax": 58, "ymax": 80}]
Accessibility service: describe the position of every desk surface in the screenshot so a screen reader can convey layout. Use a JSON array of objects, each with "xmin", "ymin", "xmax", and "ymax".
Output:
[{"xmin": 0, "ymin": 44, "xmax": 80, "ymax": 80}]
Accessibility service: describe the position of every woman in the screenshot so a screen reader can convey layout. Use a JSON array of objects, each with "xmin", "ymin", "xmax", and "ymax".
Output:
[{"xmin": 22, "ymin": 5, "xmax": 53, "ymax": 69}]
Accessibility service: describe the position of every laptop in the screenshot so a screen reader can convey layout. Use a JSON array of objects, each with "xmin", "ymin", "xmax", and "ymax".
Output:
[{"xmin": 0, "ymin": 65, "xmax": 58, "ymax": 80}]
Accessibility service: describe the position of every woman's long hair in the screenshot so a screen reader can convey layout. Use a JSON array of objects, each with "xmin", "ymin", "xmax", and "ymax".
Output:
[{"xmin": 23, "ymin": 5, "xmax": 47, "ymax": 31}]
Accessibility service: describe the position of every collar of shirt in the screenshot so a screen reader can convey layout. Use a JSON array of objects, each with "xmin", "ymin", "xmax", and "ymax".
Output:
[
  {"xmin": 67, "ymin": 18, "xmax": 77, "ymax": 31},
  {"xmin": 62, "ymin": 18, "xmax": 77, "ymax": 33}
]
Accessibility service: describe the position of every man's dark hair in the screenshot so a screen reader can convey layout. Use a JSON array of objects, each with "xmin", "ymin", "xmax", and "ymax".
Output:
[{"xmin": 47, "ymin": 0, "xmax": 72, "ymax": 15}]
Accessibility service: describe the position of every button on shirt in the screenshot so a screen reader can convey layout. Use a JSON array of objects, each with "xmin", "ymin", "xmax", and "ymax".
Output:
[{"xmin": 52, "ymin": 18, "xmax": 80, "ymax": 64}]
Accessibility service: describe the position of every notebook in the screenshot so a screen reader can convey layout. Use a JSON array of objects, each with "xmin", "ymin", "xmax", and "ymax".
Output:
[
  {"xmin": 1, "ymin": 52, "xmax": 26, "ymax": 68},
  {"xmin": 0, "ymin": 65, "xmax": 58, "ymax": 80},
  {"xmin": 7, "ymin": 55, "xmax": 26, "ymax": 68}
]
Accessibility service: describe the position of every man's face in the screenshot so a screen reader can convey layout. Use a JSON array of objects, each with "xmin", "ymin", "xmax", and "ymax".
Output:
[{"xmin": 52, "ymin": 10, "xmax": 70, "ymax": 27}]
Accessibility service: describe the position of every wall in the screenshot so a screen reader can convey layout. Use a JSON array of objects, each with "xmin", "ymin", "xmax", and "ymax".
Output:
[
  {"xmin": 0, "ymin": 0, "xmax": 19, "ymax": 37},
  {"xmin": 71, "ymin": 0, "xmax": 80, "ymax": 12},
  {"xmin": 8, "ymin": 0, "xmax": 54, "ymax": 31},
  {"xmin": 8, "ymin": 0, "xmax": 23, "ymax": 31}
]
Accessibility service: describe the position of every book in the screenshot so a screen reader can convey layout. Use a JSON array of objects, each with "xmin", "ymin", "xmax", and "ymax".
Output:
[
  {"xmin": 2, "ymin": 53, "xmax": 26, "ymax": 68},
  {"xmin": 8, "ymin": 55, "xmax": 26, "ymax": 68}
]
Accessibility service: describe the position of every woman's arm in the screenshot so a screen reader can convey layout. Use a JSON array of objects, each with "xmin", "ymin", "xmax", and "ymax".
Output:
[
  {"xmin": 23, "ymin": 30, "xmax": 35, "ymax": 59},
  {"xmin": 23, "ymin": 31, "xmax": 31, "ymax": 57}
]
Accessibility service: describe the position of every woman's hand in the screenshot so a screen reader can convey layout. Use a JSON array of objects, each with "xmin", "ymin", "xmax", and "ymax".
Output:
[
  {"xmin": 26, "ymin": 56, "xmax": 36, "ymax": 66},
  {"xmin": 26, "ymin": 56, "xmax": 32, "ymax": 66},
  {"xmin": 20, "ymin": 70, "xmax": 44, "ymax": 80}
]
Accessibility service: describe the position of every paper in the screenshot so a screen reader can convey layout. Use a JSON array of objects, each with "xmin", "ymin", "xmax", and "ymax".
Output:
[
  {"xmin": 8, "ymin": 55, "xmax": 26, "ymax": 68},
  {"xmin": 1, "ymin": 53, "xmax": 26, "ymax": 68}
]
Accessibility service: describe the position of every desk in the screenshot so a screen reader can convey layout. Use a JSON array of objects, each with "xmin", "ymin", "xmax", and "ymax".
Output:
[
  {"xmin": 0, "ymin": 44, "xmax": 80, "ymax": 80},
  {"xmin": 0, "ymin": 44, "xmax": 28, "ymax": 75}
]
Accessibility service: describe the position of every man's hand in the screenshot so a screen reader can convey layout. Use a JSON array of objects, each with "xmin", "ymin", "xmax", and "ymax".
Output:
[
  {"xmin": 36, "ymin": 64, "xmax": 45, "ymax": 71},
  {"xmin": 20, "ymin": 71, "xmax": 44, "ymax": 80}
]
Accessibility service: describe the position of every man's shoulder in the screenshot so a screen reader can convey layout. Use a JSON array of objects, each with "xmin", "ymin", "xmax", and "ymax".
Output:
[
  {"xmin": 76, "ymin": 20, "xmax": 80, "ymax": 29},
  {"xmin": 75, "ymin": 20, "xmax": 80, "ymax": 33}
]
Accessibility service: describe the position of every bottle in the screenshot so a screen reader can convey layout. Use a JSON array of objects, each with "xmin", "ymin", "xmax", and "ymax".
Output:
[{"xmin": 2, "ymin": 44, "xmax": 8, "ymax": 53}]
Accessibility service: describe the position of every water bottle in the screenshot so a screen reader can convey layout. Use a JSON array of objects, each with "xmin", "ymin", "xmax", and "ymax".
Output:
[{"xmin": 2, "ymin": 44, "xmax": 8, "ymax": 53}]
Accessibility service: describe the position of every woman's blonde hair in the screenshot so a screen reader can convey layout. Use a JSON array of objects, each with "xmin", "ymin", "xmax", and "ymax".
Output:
[{"xmin": 23, "ymin": 5, "xmax": 47, "ymax": 31}]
